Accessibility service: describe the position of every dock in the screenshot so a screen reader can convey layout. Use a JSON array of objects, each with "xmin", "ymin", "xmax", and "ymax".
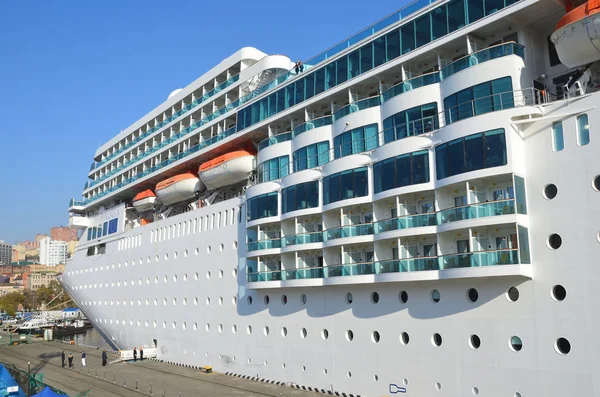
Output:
[{"xmin": 0, "ymin": 340, "xmax": 320, "ymax": 397}]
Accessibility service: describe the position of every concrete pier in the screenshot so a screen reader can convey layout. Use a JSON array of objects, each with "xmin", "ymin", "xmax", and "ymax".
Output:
[{"xmin": 0, "ymin": 341, "xmax": 320, "ymax": 397}]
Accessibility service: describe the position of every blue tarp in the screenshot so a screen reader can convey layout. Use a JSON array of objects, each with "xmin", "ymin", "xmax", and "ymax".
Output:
[
  {"xmin": 0, "ymin": 365, "xmax": 26, "ymax": 397},
  {"xmin": 31, "ymin": 386, "xmax": 62, "ymax": 397}
]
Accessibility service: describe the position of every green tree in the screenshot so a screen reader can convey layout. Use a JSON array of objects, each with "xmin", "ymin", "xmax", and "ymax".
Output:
[
  {"xmin": 34, "ymin": 286, "xmax": 55, "ymax": 306},
  {"xmin": 0, "ymin": 292, "xmax": 26, "ymax": 317}
]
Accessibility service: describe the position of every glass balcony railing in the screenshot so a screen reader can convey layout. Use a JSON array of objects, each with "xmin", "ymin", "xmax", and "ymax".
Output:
[
  {"xmin": 284, "ymin": 267, "xmax": 324, "ymax": 280},
  {"xmin": 439, "ymin": 249, "xmax": 519, "ymax": 269},
  {"xmin": 333, "ymin": 96, "xmax": 382, "ymax": 121},
  {"xmin": 382, "ymin": 72, "xmax": 441, "ymax": 102},
  {"xmin": 376, "ymin": 257, "xmax": 440, "ymax": 273},
  {"xmin": 248, "ymin": 248, "xmax": 521, "ymax": 282},
  {"xmin": 323, "ymin": 223, "xmax": 374, "ymax": 241},
  {"xmin": 257, "ymin": 132, "xmax": 292, "ymax": 151},
  {"xmin": 324, "ymin": 262, "xmax": 376, "ymax": 277},
  {"xmin": 247, "ymin": 238, "xmax": 282, "ymax": 252},
  {"xmin": 374, "ymin": 213, "xmax": 436, "ymax": 233},
  {"xmin": 440, "ymin": 42, "xmax": 525, "ymax": 80},
  {"xmin": 437, "ymin": 199, "xmax": 515, "ymax": 224},
  {"xmin": 92, "ymin": 74, "xmax": 240, "ymax": 171},
  {"xmin": 282, "ymin": 232, "xmax": 324, "ymax": 246},
  {"xmin": 293, "ymin": 115, "xmax": 333, "ymax": 137},
  {"xmin": 247, "ymin": 270, "xmax": 282, "ymax": 282},
  {"xmin": 71, "ymin": 126, "xmax": 238, "ymax": 208}
]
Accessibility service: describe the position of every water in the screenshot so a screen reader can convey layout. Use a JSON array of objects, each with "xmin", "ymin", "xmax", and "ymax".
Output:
[{"xmin": 60, "ymin": 327, "xmax": 112, "ymax": 350}]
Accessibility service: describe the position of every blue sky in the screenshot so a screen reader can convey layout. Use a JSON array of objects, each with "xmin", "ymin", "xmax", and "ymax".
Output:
[{"xmin": 0, "ymin": 0, "xmax": 405, "ymax": 244}]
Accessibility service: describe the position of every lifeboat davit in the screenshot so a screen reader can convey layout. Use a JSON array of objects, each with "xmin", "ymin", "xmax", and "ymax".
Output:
[
  {"xmin": 198, "ymin": 150, "xmax": 256, "ymax": 190},
  {"xmin": 132, "ymin": 189, "xmax": 158, "ymax": 212},
  {"xmin": 551, "ymin": 0, "xmax": 600, "ymax": 68},
  {"xmin": 155, "ymin": 173, "xmax": 205, "ymax": 206}
]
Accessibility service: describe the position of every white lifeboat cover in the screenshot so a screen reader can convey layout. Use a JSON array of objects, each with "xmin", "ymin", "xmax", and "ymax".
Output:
[{"xmin": 199, "ymin": 153, "xmax": 256, "ymax": 191}]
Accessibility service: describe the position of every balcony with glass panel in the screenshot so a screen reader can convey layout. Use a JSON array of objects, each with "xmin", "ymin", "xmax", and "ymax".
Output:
[
  {"xmin": 322, "ymin": 205, "xmax": 374, "ymax": 247},
  {"xmin": 382, "ymin": 72, "xmax": 440, "ymax": 102},
  {"xmin": 293, "ymin": 115, "xmax": 333, "ymax": 138},
  {"xmin": 332, "ymin": 96, "xmax": 382, "ymax": 122},
  {"xmin": 246, "ymin": 224, "xmax": 282, "ymax": 256},
  {"xmin": 440, "ymin": 42, "xmax": 525, "ymax": 80}
]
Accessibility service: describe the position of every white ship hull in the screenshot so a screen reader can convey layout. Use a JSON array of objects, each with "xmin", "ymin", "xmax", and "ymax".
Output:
[{"xmin": 64, "ymin": 1, "xmax": 600, "ymax": 395}]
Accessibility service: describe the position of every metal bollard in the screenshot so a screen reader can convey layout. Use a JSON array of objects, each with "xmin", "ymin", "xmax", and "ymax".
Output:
[
  {"xmin": 150, "ymin": 382, "xmax": 153, "ymax": 396},
  {"xmin": 135, "ymin": 380, "xmax": 138, "ymax": 391},
  {"xmin": 95, "ymin": 368, "xmax": 98, "ymax": 378},
  {"xmin": 87, "ymin": 367, "xmax": 90, "ymax": 375},
  {"xmin": 123, "ymin": 375, "xmax": 127, "ymax": 388},
  {"xmin": 103, "ymin": 370, "xmax": 106, "ymax": 381},
  {"xmin": 162, "ymin": 386, "xmax": 166, "ymax": 397},
  {"xmin": 113, "ymin": 372, "xmax": 116, "ymax": 384}
]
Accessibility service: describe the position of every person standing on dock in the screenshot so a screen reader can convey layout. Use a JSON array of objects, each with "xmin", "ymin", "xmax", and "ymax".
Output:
[
  {"xmin": 139, "ymin": 347, "xmax": 143, "ymax": 361},
  {"xmin": 102, "ymin": 350, "xmax": 107, "ymax": 366},
  {"xmin": 81, "ymin": 351, "xmax": 87, "ymax": 367},
  {"xmin": 61, "ymin": 351, "xmax": 65, "ymax": 368},
  {"xmin": 68, "ymin": 353, "xmax": 73, "ymax": 368},
  {"xmin": 133, "ymin": 347, "xmax": 137, "ymax": 362}
]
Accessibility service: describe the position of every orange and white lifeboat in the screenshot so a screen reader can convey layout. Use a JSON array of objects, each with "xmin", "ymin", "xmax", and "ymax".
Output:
[
  {"xmin": 198, "ymin": 150, "xmax": 256, "ymax": 190},
  {"xmin": 551, "ymin": 0, "xmax": 600, "ymax": 68},
  {"xmin": 132, "ymin": 189, "xmax": 158, "ymax": 212},
  {"xmin": 155, "ymin": 173, "xmax": 205, "ymax": 206}
]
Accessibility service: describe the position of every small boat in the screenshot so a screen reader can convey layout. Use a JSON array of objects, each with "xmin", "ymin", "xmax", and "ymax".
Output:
[
  {"xmin": 551, "ymin": 0, "xmax": 600, "ymax": 68},
  {"xmin": 198, "ymin": 150, "xmax": 256, "ymax": 190},
  {"xmin": 132, "ymin": 189, "xmax": 158, "ymax": 212},
  {"xmin": 155, "ymin": 173, "xmax": 205, "ymax": 205}
]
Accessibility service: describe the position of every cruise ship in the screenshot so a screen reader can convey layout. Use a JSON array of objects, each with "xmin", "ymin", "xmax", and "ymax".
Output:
[{"xmin": 60, "ymin": 0, "xmax": 600, "ymax": 394}]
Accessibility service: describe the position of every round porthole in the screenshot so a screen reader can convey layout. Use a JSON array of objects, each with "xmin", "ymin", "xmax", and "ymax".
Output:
[
  {"xmin": 371, "ymin": 292, "xmax": 380, "ymax": 304},
  {"xmin": 551, "ymin": 284, "xmax": 567, "ymax": 301},
  {"xmin": 400, "ymin": 332, "xmax": 410, "ymax": 345},
  {"xmin": 346, "ymin": 293, "xmax": 353, "ymax": 304},
  {"xmin": 593, "ymin": 175, "xmax": 600, "ymax": 191},
  {"xmin": 555, "ymin": 337, "xmax": 571, "ymax": 355},
  {"xmin": 506, "ymin": 286, "xmax": 520, "ymax": 302},
  {"xmin": 547, "ymin": 234, "xmax": 562, "ymax": 249},
  {"xmin": 346, "ymin": 330, "xmax": 354, "ymax": 341},
  {"xmin": 509, "ymin": 336, "xmax": 523, "ymax": 352},
  {"xmin": 432, "ymin": 333, "xmax": 442, "ymax": 346},
  {"xmin": 469, "ymin": 334, "xmax": 481, "ymax": 349},
  {"xmin": 399, "ymin": 290, "xmax": 408, "ymax": 303},
  {"xmin": 372, "ymin": 331, "xmax": 381, "ymax": 343},
  {"xmin": 543, "ymin": 183, "xmax": 558, "ymax": 199},
  {"xmin": 467, "ymin": 288, "xmax": 479, "ymax": 302},
  {"xmin": 431, "ymin": 289, "xmax": 441, "ymax": 303}
]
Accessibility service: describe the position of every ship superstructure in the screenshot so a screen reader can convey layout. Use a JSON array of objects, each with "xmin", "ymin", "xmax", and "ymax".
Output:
[{"xmin": 61, "ymin": 0, "xmax": 600, "ymax": 395}]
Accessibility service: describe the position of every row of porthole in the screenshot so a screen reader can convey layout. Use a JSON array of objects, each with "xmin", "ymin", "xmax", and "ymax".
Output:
[
  {"xmin": 246, "ymin": 285, "xmax": 567, "ymax": 307},
  {"xmin": 70, "ymin": 268, "xmax": 239, "ymax": 291},
  {"xmin": 83, "ymin": 296, "xmax": 238, "ymax": 307},
  {"xmin": 68, "ymin": 242, "xmax": 239, "ymax": 277},
  {"xmin": 544, "ymin": 176, "xmax": 600, "ymax": 200}
]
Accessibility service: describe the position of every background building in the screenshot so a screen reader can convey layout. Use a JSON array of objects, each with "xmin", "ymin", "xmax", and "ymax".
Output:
[
  {"xmin": 23, "ymin": 272, "xmax": 57, "ymax": 291},
  {"xmin": 50, "ymin": 226, "xmax": 78, "ymax": 242},
  {"xmin": 0, "ymin": 241, "xmax": 12, "ymax": 265},
  {"xmin": 39, "ymin": 238, "xmax": 67, "ymax": 266}
]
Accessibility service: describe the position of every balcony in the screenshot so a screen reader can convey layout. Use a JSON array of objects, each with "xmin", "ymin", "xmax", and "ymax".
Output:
[
  {"xmin": 438, "ymin": 249, "xmax": 519, "ymax": 269},
  {"xmin": 257, "ymin": 132, "xmax": 292, "ymax": 151},
  {"xmin": 292, "ymin": 115, "xmax": 333, "ymax": 137},
  {"xmin": 247, "ymin": 248, "xmax": 522, "ymax": 284},
  {"xmin": 323, "ymin": 223, "xmax": 373, "ymax": 241},
  {"xmin": 437, "ymin": 199, "xmax": 515, "ymax": 224},
  {"xmin": 382, "ymin": 72, "xmax": 440, "ymax": 102},
  {"xmin": 282, "ymin": 232, "xmax": 324, "ymax": 246},
  {"xmin": 374, "ymin": 213, "xmax": 436, "ymax": 234},
  {"xmin": 333, "ymin": 96, "xmax": 381, "ymax": 121},
  {"xmin": 247, "ymin": 238, "xmax": 282, "ymax": 252},
  {"xmin": 440, "ymin": 42, "xmax": 525, "ymax": 80}
]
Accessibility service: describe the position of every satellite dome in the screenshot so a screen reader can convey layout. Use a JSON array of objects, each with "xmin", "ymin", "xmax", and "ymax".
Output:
[{"xmin": 167, "ymin": 88, "xmax": 183, "ymax": 100}]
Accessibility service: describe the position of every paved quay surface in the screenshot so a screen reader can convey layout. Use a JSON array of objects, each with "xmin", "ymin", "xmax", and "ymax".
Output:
[{"xmin": 0, "ymin": 339, "xmax": 320, "ymax": 397}]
